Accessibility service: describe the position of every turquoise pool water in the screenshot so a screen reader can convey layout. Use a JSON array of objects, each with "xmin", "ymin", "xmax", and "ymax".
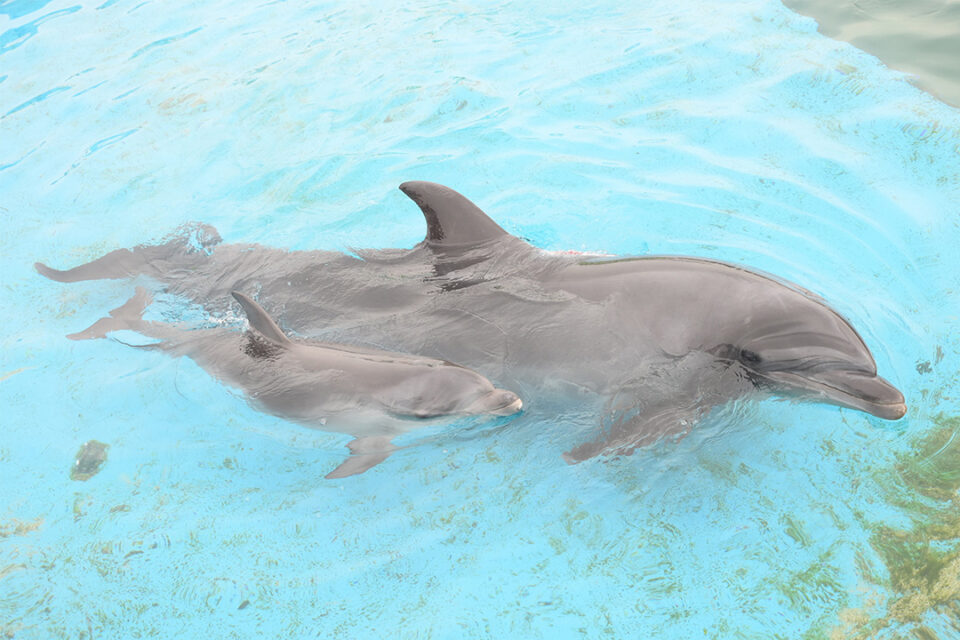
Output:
[{"xmin": 3, "ymin": 0, "xmax": 960, "ymax": 637}]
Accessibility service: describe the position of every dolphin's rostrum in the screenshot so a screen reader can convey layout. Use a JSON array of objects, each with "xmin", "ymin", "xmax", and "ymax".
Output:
[{"xmin": 36, "ymin": 180, "xmax": 906, "ymax": 466}]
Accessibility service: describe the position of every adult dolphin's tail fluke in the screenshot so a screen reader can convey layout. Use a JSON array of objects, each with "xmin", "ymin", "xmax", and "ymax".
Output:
[
  {"xmin": 36, "ymin": 179, "xmax": 906, "ymax": 468},
  {"xmin": 34, "ymin": 223, "xmax": 222, "ymax": 282}
]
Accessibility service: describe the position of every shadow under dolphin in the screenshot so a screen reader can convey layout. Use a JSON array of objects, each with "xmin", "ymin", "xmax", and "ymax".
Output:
[{"xmin": 36, "ymin": 181, "xmax": 906, "ymax": 463}]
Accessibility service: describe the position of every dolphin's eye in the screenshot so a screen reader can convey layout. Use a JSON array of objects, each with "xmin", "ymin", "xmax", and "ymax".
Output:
[{"xmin": 740, "ymin": 349, "xmax": 762, "ymax": 364}]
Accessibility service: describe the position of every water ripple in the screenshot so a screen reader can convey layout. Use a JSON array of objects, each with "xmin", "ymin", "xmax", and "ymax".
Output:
[
  {"xmin": 2, "ymin": 85, "xmax": 70, "ymax": 118},
  {"xmin": 0, "ymin": 5, "xmax": 80, "ymax": 56},
  {"xmin": 129, "ymin": 26, "xmax": 203, "ymax": 60}
]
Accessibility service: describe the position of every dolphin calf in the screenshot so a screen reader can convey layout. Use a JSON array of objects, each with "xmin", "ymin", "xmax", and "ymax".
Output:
[
  {"xmin": 69, "ymin": 287, "xmax": 522, "ymax": 478},
  {"xmin": 36, "ymin": 181, "xmax": 906, "ymax": 461}
]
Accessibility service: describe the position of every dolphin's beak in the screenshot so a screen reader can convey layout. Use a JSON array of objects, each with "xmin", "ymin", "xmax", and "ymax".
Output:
[
  {"xmin": 468, "ymin": 389, "xmax": 523, "ymax": 416},
  {"xmin": 765, "ymin": 369, "xmax": 907, "ymax": 420}
]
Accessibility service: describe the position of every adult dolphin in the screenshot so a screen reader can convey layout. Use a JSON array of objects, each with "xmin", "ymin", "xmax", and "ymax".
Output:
[
  {"xmin": 68, "ymin": 287, "xmax": 522, "ymax": 478},
  {"xmin": 36, "ymin": 181, "xmax": 906, "ymax": 460}
]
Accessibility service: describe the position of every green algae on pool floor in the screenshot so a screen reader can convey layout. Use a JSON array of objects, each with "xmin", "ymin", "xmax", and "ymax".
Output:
[{"xmin": 838, "ymin": 414, "xmax": 960, "ymax": 638}]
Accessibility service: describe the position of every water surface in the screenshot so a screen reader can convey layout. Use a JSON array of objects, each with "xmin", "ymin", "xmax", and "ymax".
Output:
[{"xmin": 2, "ymin": 0, "xmax": 960, "ymax": 638}]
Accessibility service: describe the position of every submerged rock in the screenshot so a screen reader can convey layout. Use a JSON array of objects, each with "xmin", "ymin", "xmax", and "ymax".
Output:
[{"xmin": 71, "ymin": 440, "xmax": 109, "ymax": 481}]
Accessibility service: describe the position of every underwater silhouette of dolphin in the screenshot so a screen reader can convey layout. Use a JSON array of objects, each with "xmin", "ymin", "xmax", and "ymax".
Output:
[
  {"xmin": 36, "ymin": 181, "xmax": 906, "ymax": 461},
  {"xmin": 69, "ymin": 287, "xmax": 522, "ymax": 478}
]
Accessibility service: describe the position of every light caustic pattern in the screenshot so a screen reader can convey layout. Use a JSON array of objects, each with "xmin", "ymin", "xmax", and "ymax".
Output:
[{"xmin": 2, "ymin": 0, "xmax": 960, "ymax": 638}]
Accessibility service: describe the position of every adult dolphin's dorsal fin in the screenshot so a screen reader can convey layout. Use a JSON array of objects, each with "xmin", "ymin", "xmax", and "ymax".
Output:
[
  {"xmin": 231, "ymin": 291, "xmax": 292, "ymax": 346},
  {"xmin": 399, "ymin": 181, "xmax": 510, "ymax": 248}
]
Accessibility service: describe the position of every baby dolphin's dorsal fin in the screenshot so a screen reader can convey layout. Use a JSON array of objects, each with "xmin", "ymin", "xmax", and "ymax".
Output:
[
  {"xmin": 399, "ymin": 181, "xmax": 509, "ymax": 248},
  {"xmin": 231, "ymin": 292, "xmax": 292, "ymax": 346}
]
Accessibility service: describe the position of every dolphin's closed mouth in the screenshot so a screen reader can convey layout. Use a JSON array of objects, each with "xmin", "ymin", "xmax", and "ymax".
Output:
[
  {"xmin": 495, "ymin": 396, "xmax": 524, "ymax": 416},
  {"xmin": 765, "ymin": 369, "xmax": 906, "ymax": 420},
  {"xmin": 470, "ymin": 389, "xmax": 523, "ymax": 416}
]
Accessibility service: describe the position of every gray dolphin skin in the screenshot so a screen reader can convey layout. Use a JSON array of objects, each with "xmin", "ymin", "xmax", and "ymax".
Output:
[
  {"xmin": 68, "ymin": 287, "xmax": 522, "ymax": 478},
  {"xmin": 36, "ymin": 180, "xmax": 906, "ymax": 463}
]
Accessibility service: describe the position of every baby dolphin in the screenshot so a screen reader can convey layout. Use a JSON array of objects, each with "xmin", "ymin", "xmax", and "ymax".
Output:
[{"xmin": 71, "ymin": 288, "xmax": 522, "ymax": 478}]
